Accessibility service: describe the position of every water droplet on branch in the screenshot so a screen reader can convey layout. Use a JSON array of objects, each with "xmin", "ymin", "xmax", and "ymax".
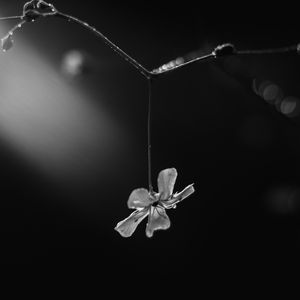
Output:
[{"xmin": 1, "ymin": 34, "xmax": 14, "ymax": 52}]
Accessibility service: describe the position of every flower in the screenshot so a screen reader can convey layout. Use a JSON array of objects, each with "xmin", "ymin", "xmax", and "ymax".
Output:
[{"xmin": 115, "ymin": 168, "xmax": 195, "ymax": 238}]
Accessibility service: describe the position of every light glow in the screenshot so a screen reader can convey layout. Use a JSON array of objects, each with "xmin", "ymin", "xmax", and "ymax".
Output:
[
  {"xmin": 0, "ymin": 29, "xmax": 123, "ymax": 183},
  {"xmin": 280, "ymin": 97, "xmax": 299, "ymax": 117}
]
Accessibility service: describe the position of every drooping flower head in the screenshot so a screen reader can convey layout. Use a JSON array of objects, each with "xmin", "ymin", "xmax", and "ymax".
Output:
[{"xmin": 115, "ymin": 168, "xmax": 194, "ymax": 238}]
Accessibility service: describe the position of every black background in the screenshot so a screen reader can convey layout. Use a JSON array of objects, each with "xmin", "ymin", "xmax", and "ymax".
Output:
[{"xmin": 0, "ymin": 0, "xmax": 300, "ymax": 284}]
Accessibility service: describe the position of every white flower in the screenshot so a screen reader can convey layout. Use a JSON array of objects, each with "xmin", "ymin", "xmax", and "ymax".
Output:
[{"xmin": 115, "ymin": 168, "xmax": 194, "ymax": 238}]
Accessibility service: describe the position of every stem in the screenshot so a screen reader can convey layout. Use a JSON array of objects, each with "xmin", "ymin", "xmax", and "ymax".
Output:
[
  {"xmin": 54, "ymin": 12, "xmax": 152, "ymax": 79},
  {"xmin": 148, "ymin": 78, "xmax": 153, "ymax": 193},
  {"xmin": 151, "ymin": 43, "xmax": 300, "ymax": 76},
  {"xmin": 237, "ymin": 45, "xmax": 298, "ymax": 55},
  {"xmin": 152, "ymin": 53, "xmax": 215, "ymax": 76},
  {"xmin": 0, "ymin": 16, "xmax": 23, "ymax": 21},
  {"xmin": 6, "ymin": 20, "xmax": 27, "ymax": 35}
]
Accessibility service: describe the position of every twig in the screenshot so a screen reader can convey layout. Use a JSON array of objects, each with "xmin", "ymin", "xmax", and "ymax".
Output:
[
  {"xmin": 54, "ymin": 12, "xmax": 152, "ymax": 79},
  {"xmin": 0, "ymin": 16, "xmax": 23, "ymax": 21}
]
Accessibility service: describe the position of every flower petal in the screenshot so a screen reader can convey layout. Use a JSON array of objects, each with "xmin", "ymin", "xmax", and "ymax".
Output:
[
  {"xmin": 157, "ymin": 168, "xmax": 178, "ymax": 200},
  {"xmin": 146, "ymin": 206, "xmax": 171, "ymax": 238},
  {"xmin": 127, "ymin": 188, "xmax": 154, "ymax": 209},
  {"xmin": 163, "ymin": 184, "xmax": 195, "ymax": 208},
  {"xmin": 174, "ymin": 184, "xmax": 195, "ymax": 201},
  {"xmin": 115, "ymin": 208, "xmax": 149, "ymax": 238}
]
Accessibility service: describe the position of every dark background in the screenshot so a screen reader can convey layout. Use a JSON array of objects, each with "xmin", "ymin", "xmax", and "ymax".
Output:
[{"xmin": 0, "ymin": 0, "xmax": 300, "ymax": 281}]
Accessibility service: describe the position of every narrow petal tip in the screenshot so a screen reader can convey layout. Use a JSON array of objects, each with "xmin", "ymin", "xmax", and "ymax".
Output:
[
  {"xmin": 162, "ymin": 183, "xmax": 195, "ymax": 208},
  {"xmin": 114, "ymin": 224, "xmax": 132, "ymax": 238},
  {"xmin": 115, "ymin": 209, "xmax": 149, "ymax": 238}
]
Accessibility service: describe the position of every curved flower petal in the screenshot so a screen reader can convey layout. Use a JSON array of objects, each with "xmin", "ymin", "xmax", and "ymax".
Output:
[
  {"xmin": 163, "ymin": 184, "xmax": 195, "ymax": 208},
  {"xmin": 115, "ymin": 208, "xmax": 149, "ymax": 238},
  {"xmin": 157, "ymin": 168, "xmax": 178, "ymax": 200},
  {"xmin": 146, "ymin": 206, "xmax": 171, "ymax": 238},
  {"xmin": 127, "ymin": 188, "xmax": 155, "ymax": 209}
]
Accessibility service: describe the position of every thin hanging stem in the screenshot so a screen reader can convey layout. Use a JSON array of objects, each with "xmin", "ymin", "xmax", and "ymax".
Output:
[{"xmin": 147, "ymin": 78, "xmax": 153, "ymax": 193}]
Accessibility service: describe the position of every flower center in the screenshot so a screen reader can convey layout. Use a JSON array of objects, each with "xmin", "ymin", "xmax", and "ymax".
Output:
[{"xmin": 152, "ymin": 200, "xmax": 160, "ymax": 207}]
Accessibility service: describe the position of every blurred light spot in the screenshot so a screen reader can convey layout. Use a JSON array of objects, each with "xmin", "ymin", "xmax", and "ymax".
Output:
[
  {"xmin": 61, "ymin": 49, "xmax": 90, "ymax": 77},
  {"xmin": 280, "ymin": 97, "xmax": 300, "ymax": 118},
  {"xmin": 262, "ymin": 84, "xmax": 282, "ymax": 103},
  {"xmin": 252, "ymin": 79, "xmax": 283, "ymax": 104},
  {"xmin": 264, "ymin": 185, "xmax": 300, "ymax": 215}
]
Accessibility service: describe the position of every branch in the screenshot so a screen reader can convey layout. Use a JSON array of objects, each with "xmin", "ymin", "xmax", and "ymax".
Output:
[
  {"xmin": 54, "ymin": 12, "xmax": 152, "ymax": 79},
  {"xmin": 0, "ymin": 1, "xmax": 299, "ymax": 80}
]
